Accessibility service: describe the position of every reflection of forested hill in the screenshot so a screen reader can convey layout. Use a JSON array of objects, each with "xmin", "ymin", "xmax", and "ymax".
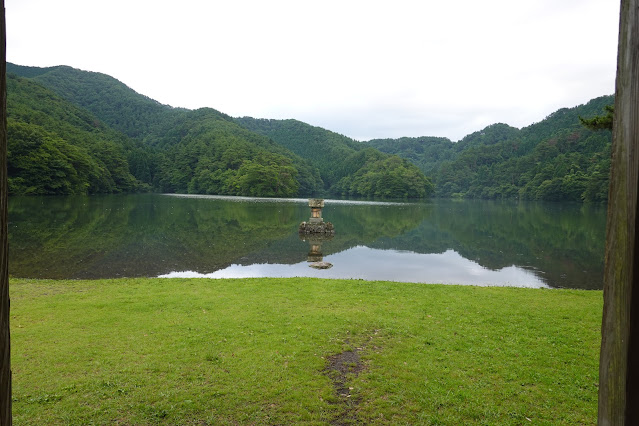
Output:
[
  {"xmin": 9, "ymin": 195, "xmax": 303, "ymax": 278},
  {"xmin": 365, "ymin": 200, "xmax": 606, "ymax": 289},
  {"xmin": 235, "ymin": 202, "xmax": 432, "ymax": 265},
  {"xmin": 9, "ymin": 196, "xmax": 605, "ymax": 288},
  {"xmin": 204, "ymin": 199, "xmax": 606, "ymax": 289},
  {"xmin": 9, "ymin": 196, "xmax": 432, "ymax": 279}
]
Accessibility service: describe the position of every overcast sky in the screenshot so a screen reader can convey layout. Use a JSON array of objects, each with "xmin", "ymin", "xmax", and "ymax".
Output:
[{"xmin": 7, "ymin": 0, "xmax": 620, "ymax": 141}]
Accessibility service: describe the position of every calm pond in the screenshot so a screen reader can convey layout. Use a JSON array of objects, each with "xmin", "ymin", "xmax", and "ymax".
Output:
[{"xmin": 8, "ymin": 194, "xmax": 606, "ymax": 289}]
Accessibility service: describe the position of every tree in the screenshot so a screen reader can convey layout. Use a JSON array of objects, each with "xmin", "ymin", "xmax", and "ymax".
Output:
[
  {"xmin": 598, "ymin": 0, "xmax": 639, "ymax": 422},
  {"xmin": 0, "ymin": 1, "xmax": 11, "ymax": 422},
  {"xmin": 580, "ymin": 104, "xmax": 614, "ymax": 131}
]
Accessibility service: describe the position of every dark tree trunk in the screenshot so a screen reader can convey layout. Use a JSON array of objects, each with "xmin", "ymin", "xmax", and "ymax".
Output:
[
  {"xmin": 598, "ymin": 0, "xmax": 639, "ymax": 423},
  {"xmin": 0, "ymin": 0, "xmax": 9, "ymax": 422},
  {"xmin": 0, "ymin": 0, "xmax": 9, "ymax": 423}
]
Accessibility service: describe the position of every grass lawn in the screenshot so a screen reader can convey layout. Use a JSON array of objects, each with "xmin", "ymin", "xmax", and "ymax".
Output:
[{"xmin": 10, "ymin": 277, "xmax": 602, "ymax": 425}]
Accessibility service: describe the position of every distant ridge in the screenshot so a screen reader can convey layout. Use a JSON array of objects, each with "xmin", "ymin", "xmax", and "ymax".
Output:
[
  {"xmin": 7, "ymin": 63, "xmax": 434, "ymax": 199},
  {"xmin": 8, "ymin": 62, "xmax": 612, "ymax": 201},
  {"xmin": 367, "ymin": 95, "xmax": 613, "ymax": 202}
]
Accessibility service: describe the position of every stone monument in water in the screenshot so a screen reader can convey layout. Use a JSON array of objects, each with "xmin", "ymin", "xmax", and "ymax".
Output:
[
  {"xmin": 298, "ymin": 199, "xmax": 335, "ymax": 269},
  {"xmin": 298, "ymin": 199, "xmax": 335, "ymax": 235}
]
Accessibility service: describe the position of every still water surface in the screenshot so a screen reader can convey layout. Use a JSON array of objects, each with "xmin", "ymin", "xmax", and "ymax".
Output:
[{"xmin": 8, "ymin": 194, "xmax": 606, "ymax": 289}]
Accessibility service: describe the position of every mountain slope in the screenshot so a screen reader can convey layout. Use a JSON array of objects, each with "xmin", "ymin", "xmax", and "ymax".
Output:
[
  {"xmin": 8, "ymin": 63, "xmax": 182, "ymax": 139},
  {"xmin": 367, "ymin": 136, "xmax": 456, "ymax": 176},
  {"xmin": 234, "ymin": 118, "xmax": 362, "ymax": 184},
  {"xmin": 367, "ymin": 96, "xmax": 613, "ymax": 202},
  {"xmin": 436, "ymin": 96, "xmax": 613, "ymax": 201},
  {"xmin": 235, "ymin": 117, "xmax": 434, "ymax": 198},
  {"xmin": 151, "ymin": 111, "xmax": 324, "ymax": 196},
  {"xmin": 8, "ymin": 62, "xmax": 610, "ymax": 201},
  {"xmin": 8, "ymin": 64, "xmax": 325, "ymax": 197},
  {"xmin": 7, "ymin": 74, "xmax": 142, "ymax": 194}
]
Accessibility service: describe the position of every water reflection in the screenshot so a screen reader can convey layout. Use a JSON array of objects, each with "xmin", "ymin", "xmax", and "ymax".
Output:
[
  {"xmin": 300, "ymin": 234, "xmax": 334, "ymax": 269},
  {"xmin": 298, "ymin": 198, "xmax": 335, "ymax": 269},
  {"xmin": 8, "ymin": 194, "xmax": 606, "ymax": 289},
  {"xmin": 160, "ymin": 247, "xmax": 548, "ymax": 288}
]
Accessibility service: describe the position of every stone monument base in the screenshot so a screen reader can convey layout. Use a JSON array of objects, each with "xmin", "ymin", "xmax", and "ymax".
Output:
[{"xmin": 298, "ymin": 221, "xmax": 335, "ymax": 235}]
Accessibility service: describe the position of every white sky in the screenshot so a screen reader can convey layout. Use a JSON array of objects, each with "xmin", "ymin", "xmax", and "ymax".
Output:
[{"xmin": 6, "ymin": 0, "xmax": 619, "ymax": 141}]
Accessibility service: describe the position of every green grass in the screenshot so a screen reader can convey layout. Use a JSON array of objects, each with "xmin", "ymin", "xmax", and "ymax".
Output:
[{"xmin": 10, "ymin": 278, "xmax": 602, "ymax": 425}]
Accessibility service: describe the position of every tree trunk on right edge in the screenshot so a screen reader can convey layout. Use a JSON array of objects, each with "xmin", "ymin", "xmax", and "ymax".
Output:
[{"xmin": 598, "ymin": 0, "xmax": 639, "ymax": 424}]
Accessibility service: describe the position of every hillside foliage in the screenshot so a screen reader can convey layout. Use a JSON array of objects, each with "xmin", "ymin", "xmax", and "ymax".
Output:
[
  {"xmin": 7, "ymin": 74, "xmax": 141, "ymax": 195},
  {"xmin": 235, "ymin": 117, "xmax": 434, "ymax": 198},
  {"xmin": 7, "ymin": 63, "xmax": 611, "ymax": 201},
  {"xmin": 368, "ymin": 97, "xmax": 613, "ymax": 202},
  {"xmin": 8, "ymin": 64, "xmax": 432, "ymax": 199}
]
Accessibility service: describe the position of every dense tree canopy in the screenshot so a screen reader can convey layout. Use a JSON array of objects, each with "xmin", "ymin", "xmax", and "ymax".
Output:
[
  {"xmin": 7, "ymin": 74, "xmax": 140, "ymax": 195},
  {"xmin": 7, "ymin": 62, "xmax": 612, "ymax": 202},
  {"xmin": 332, "ymin": 150, "xmax": 434, "ymax": 198},
  {"xmin": 7, "ymin": 63, "xmax": 182, "ymax": 139},
  {"xmin": 235, "ymin": 117, "xmax": 435, "ymax": 198},
  {"xmin": 368, "ymin": 96, "xmax": 614, "ymax": 202},
  {"xmin": 580, "ymin": 105, "xmax": 614, "ymax": 131},
  {"xmin": 6, "ymin": 67, "xmax": 325, "ymax": 198}
]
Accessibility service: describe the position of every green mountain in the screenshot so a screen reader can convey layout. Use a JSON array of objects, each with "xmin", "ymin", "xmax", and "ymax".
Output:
[
  {"xmin": 368, "ymin": 96, "xmax": 613, "ymax": 202},
  {"xmin": 367, "ymin": 136, "xmax": 456, "ymax": 177},
  {"xmin": 234, "ymin": 118, "xmax": 434, "ymax": 198},
  {"xmin": 234, "ymin": 118, "xmax": 362, "ymax": 184},
  {"xmin": 7, "ymin": 63, "xmax": 181, "ymax": 139},
  {"xmin": 7, "ymin": 73, "xmax": 142, "ymax": 195},
  {"xmin": 7, "ymin": 64, "xmax": 325, "ymax": 197},
  {"xmin": 7, "ymin": 62, "xmax": 611, "ymax": 201},
  {"xmin": 9, "ymin": 63, "xmax": 433, "ymax": 199},
  {"xmin": 151, "ymin": 110, "xmax": 324, "ymax": 197}
]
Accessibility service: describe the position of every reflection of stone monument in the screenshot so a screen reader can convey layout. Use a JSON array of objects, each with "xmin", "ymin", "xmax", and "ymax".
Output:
[
  {"xmin": 299, "ymin": 234, "xmax": 334, "ymax": 269},
  {"xmin": 299, "ymin": 199, "xmax": 335, "ymax": 269},
  {"xmin": 308, "ymin": 240, "xmax": 324, "ymax": 262},
  {"xmin": 298, "ymin": 199, "xmax": 335, "ymax": 235}
]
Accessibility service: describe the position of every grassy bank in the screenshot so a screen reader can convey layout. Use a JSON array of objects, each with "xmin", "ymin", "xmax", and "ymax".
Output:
[{"xmin": 11, "ymin": 278, "xmax": 602, "ymax": 425}]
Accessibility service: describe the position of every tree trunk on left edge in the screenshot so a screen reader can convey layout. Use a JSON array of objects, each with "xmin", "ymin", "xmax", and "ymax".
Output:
[{"xmin": 0, "ymin": 0, "xmax": 11, "ymax": 423}]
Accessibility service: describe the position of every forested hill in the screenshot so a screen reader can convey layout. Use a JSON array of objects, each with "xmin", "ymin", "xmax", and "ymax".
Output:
[
  {"xmin": 368, "ymin": 96, "xmax": 614, "ymax": 202},
  {"xmin": 7, "ymin": 73, "xmax": 142, "ymax": 194},
  {"xmin": 8, "ymin": 62, "xmax": 611, "ymax": 201},
  {"xmin": 367, "ymin": 124, "xmax": 521, "ymax": 176},
  {"xmin": 7, "ymin": 63, "xmax": 432, "ymax": 198},
  {"xmin": 7, "ymin": 70, "xmax": 323, "ymax": 197},
  {"xmin": 7, "ymin": 63, "xmax": 183, "ymax": 139},
  {"xmin": 234, "ymin": 117, "xmax": 433, "ymax": 198}
]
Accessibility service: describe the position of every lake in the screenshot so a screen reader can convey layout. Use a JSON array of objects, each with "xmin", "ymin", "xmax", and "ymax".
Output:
[{"xmin": 8, "ymin": 194, "xmax": 607, "ymax": 289}]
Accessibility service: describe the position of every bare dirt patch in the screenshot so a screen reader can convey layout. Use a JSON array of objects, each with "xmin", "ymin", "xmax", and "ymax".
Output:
[{"xmin": 324, "ymin": 348, "xmax": 366, "ymax": 425}]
